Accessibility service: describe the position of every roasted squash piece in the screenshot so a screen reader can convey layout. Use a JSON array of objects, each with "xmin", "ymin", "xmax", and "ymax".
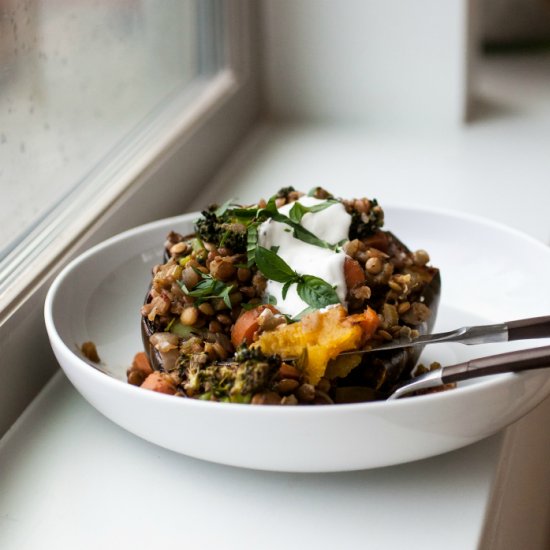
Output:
[{"xmin": 255, "ymin": 305, "xmax": 379, "ymax": 385}]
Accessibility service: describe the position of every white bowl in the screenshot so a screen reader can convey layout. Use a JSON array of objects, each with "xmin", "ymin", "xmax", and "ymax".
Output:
[{"xmin": 44, "ymin": 207, "xmax": 550, "ymax": 472}]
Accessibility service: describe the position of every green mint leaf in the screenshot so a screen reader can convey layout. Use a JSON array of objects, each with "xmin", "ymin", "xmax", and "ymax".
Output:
[
  {"xmin": 296, "ymin": 275, "xmax": 340, "ymax": 309},
  {"xmin": 226, "ymin": 207, "xmax": 258, "ymax": 220},
  {"xmin": 262, "ymin": 196, "xmax": 279, "ymax": 215},
  {"xmin": 246, "ymin": 223, "xmax": 258, "ymax": 267},
  {"xmin": 288, "ymin": 201, "xmax": 307, "ymax": 223},
  {"xmin": 269, "ymin": 212, "xmax": 329, "ymax": 249},
  {"xmin": 192, "ymin": 236, "xmax": 205, "ymax": 252},
  {"xmin": 179, "ymin": 273, "xmax": 234, "ymax": 306},
  {"xmin": 288, "ymin": 200, "xmax": 338, "ymax": 223},
  {"xmin": 219, "ymin": 285, "xmax": 233, "ymax": 309},
  {"xmin": 281, "ymin": 280, "xmax": 294, "ymax": 300},
  {"xmin": 287, "ymin": 218, "xmax": 337, "ymax": 250},
  {"xmin": 266, "ymin": 294, "xmax": 278, "ymax": 305},
  {"xmin": 255, "ymin": 246, "xmax": 297, "ymax": 283},
  {"xmin": 215, "ymin": 198, "xmax": 236, "ymax": 217},
  {"xmin": 219, "ymin": 229, "xmax": 230, "ymax": 247}
]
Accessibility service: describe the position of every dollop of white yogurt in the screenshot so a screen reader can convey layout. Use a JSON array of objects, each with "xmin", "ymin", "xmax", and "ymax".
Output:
[{"xmin": 257, "ymin": 196, "xmax": 352, "ymax": 317}]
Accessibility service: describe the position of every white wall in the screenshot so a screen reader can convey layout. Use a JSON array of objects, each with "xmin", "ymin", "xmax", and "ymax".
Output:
[{"xmin": 261, "ymin": 0, "xmax": 475, "ymax": 127}]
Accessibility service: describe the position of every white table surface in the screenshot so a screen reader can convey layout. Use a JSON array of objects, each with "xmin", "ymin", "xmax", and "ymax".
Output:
[{"xmin": 2, "ymin": 53, "xmax": 550, "ymax": 549}]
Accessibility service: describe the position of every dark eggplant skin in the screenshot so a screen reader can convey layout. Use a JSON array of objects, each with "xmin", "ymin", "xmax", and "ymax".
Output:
[
  {"xmin": 141, "ymin": 230, "xmax": 195, "ymax": 372},
  {"xmin": 141, "ymin": 228, "xmax": 441, "ymax": 401},
  {"xmin": 141, "ymin": 293, "xmax": 165, "ymax": 373}
]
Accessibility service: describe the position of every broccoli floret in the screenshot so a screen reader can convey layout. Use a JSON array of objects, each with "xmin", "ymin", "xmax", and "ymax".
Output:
[
  {"xmin": 194, "ymin": 208, "xmax": 247, "ymax": 253},
  {"xmin": 348, "ymin": 198, "xmax": 385, "ymax": 239},
  {"xmin": 181, "ymin": 349, "xmax": 281, "ymax": 402}
]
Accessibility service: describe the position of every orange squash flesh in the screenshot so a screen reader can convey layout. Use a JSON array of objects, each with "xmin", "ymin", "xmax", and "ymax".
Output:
[{"xmin": 255, "ymin": 305, "xmax": 379, "ymax": 385}]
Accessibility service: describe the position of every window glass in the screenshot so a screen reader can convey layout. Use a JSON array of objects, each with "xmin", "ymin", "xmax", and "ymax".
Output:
[{"xmin": 0, "ymin": 0, "xmax": 223, "ymax": 261}]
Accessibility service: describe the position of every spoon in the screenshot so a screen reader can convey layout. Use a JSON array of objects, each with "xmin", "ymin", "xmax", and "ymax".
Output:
[{"xmin": 387, "ymin": 344, "xmax": 550, "ymax": 400}]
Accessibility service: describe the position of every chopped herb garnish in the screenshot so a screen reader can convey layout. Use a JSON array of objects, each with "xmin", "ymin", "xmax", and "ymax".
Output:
[
  {"xmin": 215, "ymin": 198, "xmax": 237, "ymax": 217},
  {"xmin": 179, "ymin": 270, "xmax": 234, "ymax": 309},
  {"xmin": 255, "ymin": 246, "xmax": 297, "ymax": 283},
  {"xmin": 288, "ymin": 199, "xmax": 338, "ymax": 224},
  {"xmin": 246, "ymin": 223, "xmax": 259, "ymax": 267},
  {"xmin": 296, "ymin": 275, "xmax": 339, "ymax": 308}
]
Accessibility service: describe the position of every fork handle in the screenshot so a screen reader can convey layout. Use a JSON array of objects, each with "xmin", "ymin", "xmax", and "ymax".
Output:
[
  {"xmin": 442, "ymin": 344, "xmax": 550, "ymax": 384},
  {"xmin": 507, "ymin": 315, "xmax": 550, "ymax": 341}
]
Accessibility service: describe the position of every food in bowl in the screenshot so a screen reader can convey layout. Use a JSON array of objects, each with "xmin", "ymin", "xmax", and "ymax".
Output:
[{"xmin": 134, "ymin": 187, "xmax": 441, "ymax": 404}]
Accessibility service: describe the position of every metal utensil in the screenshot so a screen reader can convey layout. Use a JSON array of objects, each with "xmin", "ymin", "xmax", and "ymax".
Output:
[
  {"xmin": 341, "ymin": 315, "xmax": 550, "ymax": 355},
  {"xmin": 387, "ymin": 344, "xmax": 550, "ymax": 400}
]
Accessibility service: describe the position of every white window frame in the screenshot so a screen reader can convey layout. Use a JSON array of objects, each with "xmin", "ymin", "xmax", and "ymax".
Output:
[{"xmin": 0, "ymin": 0, "xmax": 260, "ymax": 437}]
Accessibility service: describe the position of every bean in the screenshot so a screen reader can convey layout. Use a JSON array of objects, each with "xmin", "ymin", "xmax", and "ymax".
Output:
[
  {"xmin": 388, "ymin": 280, "xmax": 402, "ymax": 293},
  {"xmin": 198, "ymin": 302, "xmax": 215, "ymax": 316},
  {"xmin": 212, "ymin": 342, "xmax": 228, "ymax": 360},
  {"xmin": 397, "ymin": 301, "xmax": 411, "ymax": 314},
  {"xmin": 237, "ymin": 267, "xmax": 252, "ymax": 282},
  {"xmin": 229, "ymin": 291, "xmax": 243, "ymax": 306},
  {"xmin": 169, "ymin": 242, "xmax": 188, "ymax": 255},
  {"xmin": 277, "ymin": 363, "xmax": 301, "ymax": 380},
  {"xmin": 413, "ymin": 249, "xmax": 430, "ymax": 267},
  {"xmin": 366, "ymin": 256, "xmax": 383, "ymax": 275},
  {"xmin": 216, "ymin": 313, "xmax": 233, "ymax": 325},
  {"xmin": 239, "ymin": 286, "xmax": 256, "ymax": 298},
  {"xmin": 377, "ymin": 329, "xmax": 393, "ymax": 341},
  {"xmin": 209, "ymin": 320, "xmax": 223, "ymax": 333},
  {"xmin": 210, "ymin": 257, "xmax": 236, "ymax": 281},
  {"xmin": 181, "ymin": 266, "xmax": 201, "ymax": 289},
  {"xmin": 281, "ymin": 395, "xmax": 299, "ymax": 405},
  {"xmin": 296, "ymin": 383, "xmax": 316, "ymax": 402},
  {"xmin": 81, "ymin": 341, "xmax": 100, "ymax": 363},
  {"xmin": 343, "ymin": 239, "xmax": 361, "ymax": 258},
  {"xmin": 276, "ymin": 379, "xmax": 300, "ymax": 394},
  {"xmin": 204, "ymin": 343, "xmax": 217, "ymax": 361},
  {"xmin": 382, "ymin": 303, "xmax": 399, "ymax": 327},
  {"xmin": 180, "ymin": 306, "xmax": 199, "ymax": 326},
  {"xmin": 251, "ymin": 392, "xmax": 281, "ymax": 405},
  {"xmin": 313, "ymin": 391, "xmax": 333, "ymax": 405},
  {"xmin": 212, "ymin": 298, "xmax": 229, "ymax": 311},
  {"xmin": 390, "ymin": 325, "xmax": 402, "ymax": 336}
]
